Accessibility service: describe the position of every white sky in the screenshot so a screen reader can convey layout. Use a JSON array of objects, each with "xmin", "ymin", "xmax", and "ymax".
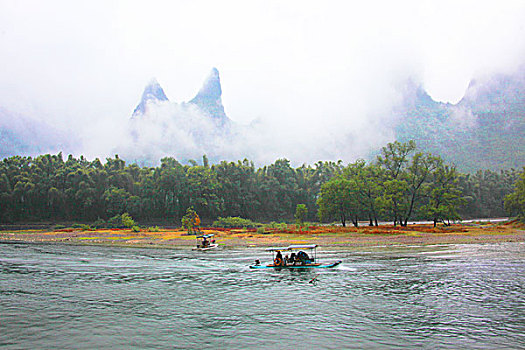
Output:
[{"xmin": 0, "ymin": 0, "xmax": 524, "ymax": 160}]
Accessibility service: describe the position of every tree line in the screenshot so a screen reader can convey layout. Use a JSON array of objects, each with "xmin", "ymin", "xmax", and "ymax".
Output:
[
  {"xmin": 318, "ymin": 141, "xmax": 520, "ymax": 226},
  {"xmin": 0, "ymin": 141, "xmax": 521, "ymax": 226}
]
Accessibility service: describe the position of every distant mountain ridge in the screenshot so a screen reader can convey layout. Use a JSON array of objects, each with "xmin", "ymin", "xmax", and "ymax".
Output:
[
  {"xmin": 393, "ymin": 68, "xmax": 525, "ymax": 172},
  {"xmin": 122, "ymin": 68, "xmax": 233, "ymax": 164},
  {"xmin": 0, "ymin": 108, "xmax": 73, "ymax": 159},
  {"xmin": 0, "ymin": 67, "xmax": 522, "ymax": 171},
  {"xmin": 131, "ymin": 68, "xmax": 229, "ymax": 125}
]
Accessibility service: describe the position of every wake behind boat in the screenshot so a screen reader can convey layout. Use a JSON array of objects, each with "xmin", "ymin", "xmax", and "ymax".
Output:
[{"xmin": 249, "ymin": 244, "xmax": 341, "ymax": 269}]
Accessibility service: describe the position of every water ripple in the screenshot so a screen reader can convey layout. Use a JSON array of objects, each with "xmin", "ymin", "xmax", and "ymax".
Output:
[{"xmin": 0, "ymin": 242, "xmax": 523, "ymax": 349}]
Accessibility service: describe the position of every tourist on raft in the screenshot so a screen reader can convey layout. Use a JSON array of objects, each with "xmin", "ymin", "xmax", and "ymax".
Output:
[{"xmin": 274, "ymin": 251, "xmax": 284, "ymax": 266}]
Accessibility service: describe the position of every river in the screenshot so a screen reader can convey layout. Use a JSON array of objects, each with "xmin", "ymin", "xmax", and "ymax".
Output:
[{"xmin": 1, "ymin": 242, "xmax": 523, "ymax": 349}]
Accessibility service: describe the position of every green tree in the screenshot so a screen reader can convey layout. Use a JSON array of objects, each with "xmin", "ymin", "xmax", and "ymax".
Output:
[
  {"xmin": 186, "ymin": 165, "xmax": 222, "ymax": 218},
  {"xmin": 421, "ymin": 164, "xmax": 464, "ymax": 226},
  {"xmin": 213, "ymin": 159, "xmax": 258, "ymax": 219},
  {"xmin": 317, "ymin": 177, "xmax": 358, "ymax": 227},
  {"xmin": 343, "ymin": 160, "xmax": 383, "ymax": 226},
  {"xmin": 181, "ymin": 206, "xmax": 200, "ymax": 234},
  {"xmin": 377, "ymin": 141, "xmax": 443, "ymax": 226},
  {"xmin": 504, "ymin": 168, "xmax": 525, "ymax": 221},
  {"xmin": 294, "ymin": 204, "xmax": 308, "ymax": 225},
  {"xmin": 120, "ymin": 212, "xmax": 136, "ymax": 228},
  {"xmin": 103, "ymin": 186, "xmax": 131, "ymax": 217},
  {"xmin": 398, "ymin": 152, "xmax": 442, "ymax": 226},
  {"xmin": 377, "ymin": 140, "xmax": 416, "ymax": 225}
]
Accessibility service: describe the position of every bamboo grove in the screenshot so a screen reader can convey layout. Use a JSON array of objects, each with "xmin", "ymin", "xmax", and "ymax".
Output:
[{"xmin": 0, "ymin": 141, "xmax": 521, "ymax": 225}]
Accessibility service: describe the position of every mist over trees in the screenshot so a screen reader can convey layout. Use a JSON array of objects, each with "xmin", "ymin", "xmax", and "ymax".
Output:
[{"xmin": 0, "ymin": 142, "xmax": 520, "ymax": 226}]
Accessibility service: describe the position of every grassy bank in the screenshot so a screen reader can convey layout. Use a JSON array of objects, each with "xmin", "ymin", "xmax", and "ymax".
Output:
[{"xmin": 1, "ymin": 221, "xmax": 523, "ymax": 249}]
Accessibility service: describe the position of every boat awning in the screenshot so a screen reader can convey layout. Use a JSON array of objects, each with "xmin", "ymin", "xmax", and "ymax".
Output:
[
  {"xmin": 288, "ymin": 244, "xmax": 317, "ymax": 250},
  {"xmin": 197, "ymin": 234, "xmax": 214, "ymax": 239},
  {"xmin": 265, "ymin": 244, "xmax": 317, "ymax": 252}
]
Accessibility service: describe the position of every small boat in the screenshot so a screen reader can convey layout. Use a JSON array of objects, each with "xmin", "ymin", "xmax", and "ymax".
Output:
[
  {"xmin": 193, "ymin": 234, "xmax": 218, "ymax": 251},
  {"xmin": 249, "ymin": 244, "xmax": 341, "ymax": 269}
]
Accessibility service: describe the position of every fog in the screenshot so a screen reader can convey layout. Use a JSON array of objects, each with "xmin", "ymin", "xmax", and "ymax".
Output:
[{"xmin": 0, "ymin": 0, "xmax": 524, "ymax": 164}]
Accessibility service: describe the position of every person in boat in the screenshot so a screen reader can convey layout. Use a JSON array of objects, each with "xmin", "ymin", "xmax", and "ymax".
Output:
[
  {"xmin": 284, "ymin": 254, "xmax": 290, "ymax": 265},
  {"xmin": 274, "ymin": 250, "xmax": 284, "ymax": 266},
  {"xmin": 289, "ymin": 252, "xmax": 296, "ymax": 265},
  {"xmin": 202, "ymin": 237, "xmax": 209, "ymax": 247},
  {"xmin": 297, "ymin": 251, "xmax": 310, "ymax": 265}
]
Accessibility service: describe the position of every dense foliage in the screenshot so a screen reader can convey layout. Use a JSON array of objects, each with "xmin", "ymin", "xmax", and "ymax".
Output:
[
  {"xmin": 0, "ymin": 145, "xmax": 519, "ymax": 225},
  {"xmin": 318, "ymin": 142, "xmax": 466, "ymax": 227},
  {"xmin": 504, "ymin": 168, "xmax": 525, "ymax": 222}
]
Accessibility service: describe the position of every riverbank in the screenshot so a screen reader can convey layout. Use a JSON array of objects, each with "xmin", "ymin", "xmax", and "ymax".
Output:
[{"xmin": 1, "ymin": 221, "xmax": 523, "ymax": 249}]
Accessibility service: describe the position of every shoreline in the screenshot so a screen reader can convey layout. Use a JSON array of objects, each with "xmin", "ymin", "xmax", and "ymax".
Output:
[{"xmin": 1, "ymin": 222, "xmax": 523, "ymax": 250}]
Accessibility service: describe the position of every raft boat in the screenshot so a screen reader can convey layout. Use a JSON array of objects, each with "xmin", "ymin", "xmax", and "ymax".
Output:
[
  {"xmin": 193, "ymin": 234, "xmax": 218, "ymax": 251},
  {"xmin": 249, "ymin": 244, "xmax": 341, "ymax": 269}
]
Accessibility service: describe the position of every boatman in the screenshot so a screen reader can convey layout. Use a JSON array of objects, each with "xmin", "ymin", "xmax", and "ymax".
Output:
[{"xmin": 274, "ymin": 251, "xmax": 283, "ymax": 266}]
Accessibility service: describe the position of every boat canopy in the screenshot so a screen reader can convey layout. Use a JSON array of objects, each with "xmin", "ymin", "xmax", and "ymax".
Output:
[
  {"xmin": 265, "ymin": 244, "xmax": 317, "ymax": 252},
  {"xmin": 197, "ymin": 234, "xmax": 214, "ymax": 239}
]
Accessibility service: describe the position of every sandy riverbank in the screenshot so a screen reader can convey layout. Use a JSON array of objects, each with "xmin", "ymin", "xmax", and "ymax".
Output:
[{"xmin": 1, "ymin": 221, "xmax": 523, "ymax": 249}]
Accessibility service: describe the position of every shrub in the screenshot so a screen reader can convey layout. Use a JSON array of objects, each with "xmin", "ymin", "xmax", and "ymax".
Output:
[
  {"xmin": 107, "ymin": 215, "xmax": 122, "ymax": 228},
  {"xmin": 105, "ymin": 213, "xmax": 137, "ymax": 229},
  {"xmin": 212, "ymin": 216, "xmax": 259, "ymax": 228},
  {"xmin": 267, "ymin": 222, "xmax": 279, "ymax": 229},
  {"xmin": 256, "ymin": 226, "xmax": 266, "ymax": 234},
  {"xmin": 71, "ymin": 223, "xmax": 92, "ymax": 230},
  {"xmin": 121, "ymin": 213, "xmax": 136, "ymax": 228},
  {"xmin": 54, "ymin": 224, "xmax": 66, "ymax": 229},
  {"xmin": 92, "ymin": 218, "xmax": 107, "ymax": 229},
  {"xmin": 147, "ymin": 226, "xmax": 161, "ymax": 232},
  {"xmin": 131, "ymin": 225, "xmax": 140, "ymax": 232}
]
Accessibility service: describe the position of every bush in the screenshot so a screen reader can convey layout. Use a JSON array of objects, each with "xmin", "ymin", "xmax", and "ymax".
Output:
[
  {"xmin": 107, "ymin": 215, "xmax": 122, "ymax": 228},
  {"xmin": 212, "ymin": 216, "xmax": 259, "ymax": 228},
  {"xmin": 278, "ymin": 222, "xmax": 288, "ymax": 230},
  {"xmin": 121, "ymin": 213, "xmax": 136, "ymax": 228},
  {"xmin": 92, "ymin": 218, "xmax": 107, "ymax": 229},
  {"xmin": 256, "ymin": 226, "xmax": 266, "ymax": 234},
  {"xmin": 105, "ymin": 213, "xmax": 137, "ymax": 229},
  {"xmin": 54, "ymin": 224, "xmax": 66, "ymax": 229},
  {"xmin": 147, "ymin": 226, "xmax": 161, "ymax": 232},
  {"xmin": 267, "ymin": 222, "xmax": 279, "ymax": 229},
  {"xmin": 131, "ymin": 225, "xmax": 140, "ymax": 232},
  {"xmin": 72, "ymin": 223, "xmax": 92, "ymax": 230},
  {"xmin": 72, "ymin": 223, "xmax": 91, "ymax": 230}
]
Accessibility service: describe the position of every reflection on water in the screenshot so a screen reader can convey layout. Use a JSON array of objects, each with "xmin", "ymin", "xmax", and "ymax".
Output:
[{"xmin": 0, "ymin": 242, "xmax": 523, "ymax": 349}]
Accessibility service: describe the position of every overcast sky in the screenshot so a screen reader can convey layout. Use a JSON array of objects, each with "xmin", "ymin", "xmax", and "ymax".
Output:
[{"xmin": 0, "ymin": 0, "xmax": 524, "ymax": 161}]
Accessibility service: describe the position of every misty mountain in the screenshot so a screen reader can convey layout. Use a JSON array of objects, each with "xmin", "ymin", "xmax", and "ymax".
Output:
[
  {"xmin": 121, "ymin": 68, "xmax": 234, "ymax": 164},
  {"xmin": 393, "ymin": 69, "xmax": 525, "ymax": 172},
  {"xmin": 131, "ymin": 68, "xmax": 230, "ymax": 125},
  {"xmin": 132, "ymin": 78, "xmax": 169, "ymax": 117},
  {"xmin": 1, "ymin": 66, "xmax": 522, "ymax": 172},
  {"xmin": 188, "ymin": 67, "xmax": 229, "ymax": 125},
  {"xmin": 0, "ymin": 107, "xmax": 73, "ymax": 159}
]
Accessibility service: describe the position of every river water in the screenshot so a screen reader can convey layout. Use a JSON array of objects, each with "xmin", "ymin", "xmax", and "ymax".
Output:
[{"xmin": 1, "ymin": 242, "xmax": 523, "ymax": 349}]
